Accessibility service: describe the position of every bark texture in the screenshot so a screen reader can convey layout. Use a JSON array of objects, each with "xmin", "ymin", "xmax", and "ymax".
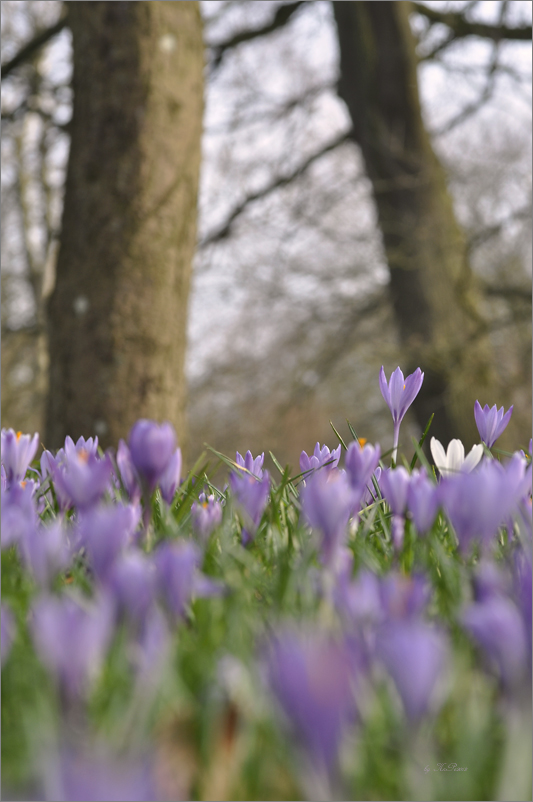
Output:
[
  {"xmin": 45, "ymin": 1, "xmax": 203, "ymax": 450},
  {"xmin": 333, "ymin": 0, "xmax": 493, "ymax": 445}
]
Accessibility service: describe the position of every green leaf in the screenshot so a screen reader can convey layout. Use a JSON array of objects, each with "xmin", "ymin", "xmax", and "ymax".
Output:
[{"xmin": 410, "ymin": 412, "xmax": 434, "ymax": 470}]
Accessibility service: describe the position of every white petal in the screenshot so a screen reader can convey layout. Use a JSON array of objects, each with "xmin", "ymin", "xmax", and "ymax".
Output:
[
  {"xmin": 430, "ymin": 437, "xmax": 448, "ymax": 475},
  {"xmin": 463, "ymin": 443, "xmax": 483, "ymax": 472},
  {"xmin": 447, "ymin": 439, "xmax": 465, "ymax": 473}
]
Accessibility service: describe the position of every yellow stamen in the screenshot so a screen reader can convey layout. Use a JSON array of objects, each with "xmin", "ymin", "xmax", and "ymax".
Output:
[
  {"xmin": 20, "ymin": 480, "xmax": 27, "ymax": 489},
  {"xmin": 16, "ymin": 431, "xmax": 22, "ymax": 440},
  {"xmin": 358, "ymin": 438, "xmax": 367, "ymax": 448},
  {"xmin": 78, "ymin": 449, "xmax": 89, "ymax": 463}
]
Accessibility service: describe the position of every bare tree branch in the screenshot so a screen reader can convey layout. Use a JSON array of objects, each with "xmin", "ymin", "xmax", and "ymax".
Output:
[
  {"xmin": 412, "ymin": 2, "xmax": 532, "ymax": 42},
  {"xmin": 467, "ymin": 205, "xmax": 532, "ymax": 251},
  {"xmin": 206, "ymin": 79, "xmax": 336, "ymax": 135},
  {"xmin": 199, "ymin": 130, "xmax": 352, "ymax": 247},
  {"xmin": 1, "ymin": 13, "xmax": 68, "ymax": 80},
  {"xmin": 430, "ymin": 11, "xmax": 505, "ymax": 137},
  {"xmin": 481, "ymin": 282, "xmax": 532, "ymax": 303},
  {"xmin": 209, "ymin": 1, "xmax": 305, "ymax": 69}
]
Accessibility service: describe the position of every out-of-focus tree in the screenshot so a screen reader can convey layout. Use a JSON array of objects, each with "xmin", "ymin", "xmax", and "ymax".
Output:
[
  {"xmin": 1, "ymin": 1, "xmax": 531, "ymax": 465},
  {"xmin": 2, "ymin": 0, "xmax": 204, "ymax": 451},
  {"xmin": 191, "ymin": 0, "xmax": 531, "ymax": 461},
  {"xmin": 45, "ymin": 1, "xmax": 204, "ymax": 450}
]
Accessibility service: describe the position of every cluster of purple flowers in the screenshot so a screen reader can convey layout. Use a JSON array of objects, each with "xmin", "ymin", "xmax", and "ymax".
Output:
[
  {"xmin": 1, "ymin": 420, "xmax": 224, "ymax": 799},
  {"xmin": 1, "ymin": 366, "xmax": 530, "ymax": 800}
]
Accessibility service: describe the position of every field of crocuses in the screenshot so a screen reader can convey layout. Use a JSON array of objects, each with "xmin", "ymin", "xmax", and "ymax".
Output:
[{"xmin": 2, "ymin": 367, "xmax": 531, "ymax": 801}]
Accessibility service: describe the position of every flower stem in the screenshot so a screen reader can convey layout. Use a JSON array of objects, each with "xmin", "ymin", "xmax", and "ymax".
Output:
[{"xmin": 392, "ymin": 421, "xmax": 400, "ymax": 467}]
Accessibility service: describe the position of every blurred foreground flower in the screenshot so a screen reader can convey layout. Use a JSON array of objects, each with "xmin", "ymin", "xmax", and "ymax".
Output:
[
  {"xmin": 52, "ymin": 450, "xmax": 112, "ymax": 510},
  {"xmin": 128, "ymin": 420, "xmax": 176, "ymax": 494},
  {"xmin": 1, "ymin": 428, "xmax": 39, "ymax": 486},
  {"xmin": 155, "ymin": 540, "xmax": 224, "ymax": 618},
  {"xmin": 376, "ymin": 621, "xmax": 448, "ymax": 720},
  {"xmin": 474, "ymin": 401, "xmax": 513, "ymax": 449},
  {"xmin": 462, "ymin": 595, "xmax": 528, "ymax": 689},
  {"xmin": 48, "ymin": 746, "xmax": 161, "ymax": 801},
  {"xmin": 1, "ymin": 481, "xmax": 38, "ymax": 550},
  {"xmin": 301, "ymin": 470, "xmax": 353, "ymax": 567},
  {"xmin": 440, "ymin": 454, "xmax": 526, "ymax": 552},
  {"xmin": 159, "ymin": 448, "xmax": 182, "ymax": 504},
  {"xmin": 230, "ymin": 469, "xmax": 270, "ymax": 545},
  {"xmin": 31, "ymin": 592, "xmax": 114, "ymax": 701},
  {"xmin": 380, "ymin": 466, "xmax": 410, "ymax": 550},
  {"xmin": 344, "ymin": 441, "xmax": 380, "ymax": 498},
  {"xmin": 264, "ymin": 629, "xmax": 356, "ymax": 773},
  {"xmin": 1, "ymin": 604, "xmax": 15, "ymax": 666},
  {"xmin": 78, "ymin": 503, "xmax": 141, "ymax": 584},
  {"xmin": 191, "ymin": 493, "xmax": 223, "ymax": 543},
  {"xmin": 407, "ymin": 468, "xmax": 440, "ymax": 535}
]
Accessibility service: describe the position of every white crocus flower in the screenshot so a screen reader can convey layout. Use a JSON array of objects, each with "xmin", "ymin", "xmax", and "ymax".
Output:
[{"xmin": 430, "ymin": 437, "xmax": 483, "ymax": 477}]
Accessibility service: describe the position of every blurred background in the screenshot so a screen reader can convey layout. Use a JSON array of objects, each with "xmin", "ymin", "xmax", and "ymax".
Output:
[{"xmin": 1, "ymin": 0, "xmax": 531, "ymax": 470}]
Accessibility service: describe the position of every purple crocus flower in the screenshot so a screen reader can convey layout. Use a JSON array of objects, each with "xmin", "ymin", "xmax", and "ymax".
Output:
[
  {"xmin": 462, "ymin": 596, "xmax": 528, "ymax": 688},
  {"xmin": 334, "ymin": 568, "xmax": 383, "ymax": 631},
  {"xmin": 191, "ymin": 493, "xmax": 223, "ymax": 543},
  {"xmin": 474, "ymin": 400, "xmax": 513, "ymax": 449},
  {"xmin": 300, "ymin": 470, "xmax": 353, "ymax": 567},
  {"xmin": 78, "ymin": 503, "xmax": 141, "ymax": 584},
  {"xmin": 31, "ymin": 592, "xmax": 114, "ymax": 700},
  {"xmin": 116, "ymin": 440, "xmax": 142, "ymax": 503},
  {"xmin": 380, "ymin": 466, "xmax": 411, "ymax": 550},
  {"xmin": 379, "ymin": 367, "xmax": 424, "ymax": 463},
  {"xmin": 154, "ymin": 540, "xmax": 223, "ymax": 618},
  {"xmin": 264, "ymin": 629, "xmax": 356, "ymax": 772},
  {"xmin": 1, "ymin": 428, "xmax": 39, "ymax": 486},
  {"xmin": 379, "ymin": 572, "xmax": 431, "ymax": 620},
  {"xmin": 52, "ymin": 450, "xmax": 113, "ymax": 510},
  {"xmin": 133, "ymin": 606, "xmax": 171, "ymax": 691},
  {"xmin": 471, "ymin": 561, "xmax": 509, "ymax": 603},
  {"xmin": 1, "ymin": 604, "xmax": 15, "ymax": 666},
  {"xmin": 108, "ymin": 551, "xmax": 155, "ymax": 626},
  {"xmin": 345, "ymin": 441, "xmax": 380, "ymax": 494},
  {"xmin": 19, "ymin": 520, "xmax": 70, "ymax": 588},
  {"xmin": 128, "ymin": 420, "xmax": 176, "ymax": 494},
  {"xmin": 230, "ymin": 470, "xmax": 270, "ymax": 545},
  {"xmin": 376, "ymin": 621, "xmax": 448, "ymax": 720},
  {"xmin": 440, "ymin": 456, "xmax": 524, "ymax": 553},
  {"xmin": 407, "ymin": 468, "xmax": 440, "ymax": 535},
  {"xmin": 40, "ymin": 448, "xmax": 64, "ymax": 480},
  {"xmin": 159, "ymin": 447, "xmax": 182, "ymax": 505},
  {"xmin": 235, "ymin": 450, "xmax": 265, "ymax": 479},
  {"xmin": 64, "ymin": 435, "xmax": 99, "ymax": 459},
  {"xmin": 299, "ymin": 443, "xmax": 341, "ymax": 475},
  {"xmin": 1, "ymin": 481, "xmax": 38, "ymax": 550},
  {"xmin": 51, "ymin": 746, "xmax": 161, "ymax": 802},
  {"xmin": 513, "ymin": 553, "xmax": 532, "ymax": 651},
  {"xmin": 380, "ymin": 467, "xmax": 410, "ymax": 516}
]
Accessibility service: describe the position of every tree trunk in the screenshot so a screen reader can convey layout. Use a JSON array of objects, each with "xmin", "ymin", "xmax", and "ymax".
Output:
[
  {"xmin": 332, "ymin": 0, "xmax": 493, "ymax": 446},
  {"xmin": 45, "ymin": 1, "xmax": 203, "ymax": 451}
]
